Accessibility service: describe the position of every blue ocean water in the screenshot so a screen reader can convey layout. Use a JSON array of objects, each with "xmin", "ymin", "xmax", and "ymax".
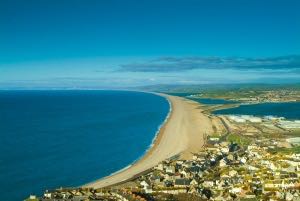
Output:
[
  {"xmin": 213, "ymin": 102, "xmax": 300, "ymax": 120},
  {"xmin": 0, "ymin": 90, "xmax": 169, "ymax": 201}
]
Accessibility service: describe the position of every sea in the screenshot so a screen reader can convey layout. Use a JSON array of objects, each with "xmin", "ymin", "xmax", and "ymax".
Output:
[{"xmin": 0, "ymin": 90, "xmax": 169, "ymax": 201}]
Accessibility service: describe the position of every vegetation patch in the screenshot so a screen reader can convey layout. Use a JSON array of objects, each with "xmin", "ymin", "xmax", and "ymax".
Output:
[{"xmin": 226, "ymin": 133, "xmax": 252, "ymax": 146}]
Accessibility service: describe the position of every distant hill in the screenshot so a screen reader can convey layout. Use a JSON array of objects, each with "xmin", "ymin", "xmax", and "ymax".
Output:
[{"xmin": 135, "ymin": 83, "xmax": 300, "ymax": 93}]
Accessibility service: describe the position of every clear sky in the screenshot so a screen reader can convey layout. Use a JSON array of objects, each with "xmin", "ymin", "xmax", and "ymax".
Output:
[{"xmin": 0, "ymin": 0, "xmax": 299, "ymax": 89}]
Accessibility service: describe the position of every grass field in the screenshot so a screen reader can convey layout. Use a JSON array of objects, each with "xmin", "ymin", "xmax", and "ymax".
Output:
[
  {"xmin": 271, "ymin": 146, "xmax": 300, "ymax": 154},
  {"xmin": 226, "ymin": 133, "xmax": 252, "ymax": 147}
]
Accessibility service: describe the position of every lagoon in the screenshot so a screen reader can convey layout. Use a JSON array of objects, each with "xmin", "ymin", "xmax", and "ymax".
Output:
[{"xmin": 213, "ymin": 102, "xmax": 300, "ymax": 120}]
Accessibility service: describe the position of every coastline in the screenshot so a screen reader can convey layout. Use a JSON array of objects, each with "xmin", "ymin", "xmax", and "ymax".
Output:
[
  {"xmin": 84, "ymin": 93, "xmax": 213, "ymax": 189},
  {"xmin": 99, "ymin": 92, "xmax": 173, "ymax": 180},
  {"xmin": 144, "ymin": 92, "xmax": 173, "ymax": 159}
]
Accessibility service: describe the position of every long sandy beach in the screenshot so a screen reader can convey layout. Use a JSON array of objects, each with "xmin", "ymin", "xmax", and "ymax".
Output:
[{"xmin": 84, "ymin": 94, "xmax": 213, "ymax": 188}]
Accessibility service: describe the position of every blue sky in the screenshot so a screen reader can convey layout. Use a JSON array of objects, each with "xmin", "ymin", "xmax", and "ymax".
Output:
[{"xmin": 0, "ymin": 0, "xmax": 299, "ymax": 89}]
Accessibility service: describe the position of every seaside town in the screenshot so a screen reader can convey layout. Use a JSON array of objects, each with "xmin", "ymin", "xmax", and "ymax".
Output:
[
  {"xmin": 26, "ymin": 105, "xmax": 300, "ymax": 201},
  {"xmin": 189, "ymin": 89, "xmax": 300, "ymax": 104},
  {"xmin": 26, "ymin": 135, "xmax": 300, "ymax": 201}
]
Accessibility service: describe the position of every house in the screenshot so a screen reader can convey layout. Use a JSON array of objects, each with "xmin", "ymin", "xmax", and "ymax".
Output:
[
  {"xmin": 229, "ymin": 186, "xmax": 242, "ymax": 194},
  {"xmin": 166, "ymin": 166, "xmax": 176, "ymax": 174},
  {"xmin": 190, "ymin": 179, "xmax": 199, "ymax": 186},
  {"xmin": 140, "ymin": 180, "xmax": 152, "ymax": 193},
  {"xmin": 150, "ymin": 175, "xmax": 162, "ymax": 183},
  {"xmin": 198, "ymin": 171, "xmax": 204, "ymax": 177},
  {"xmin": 180, "ymin": 170, "xmax": 189, "ymax": 177},
  {"xmin": 227, "ymin": 154, "xmax": 234, "ymax": 161},
  {"xmin": 24, "ymin": 195, "xmax": 38, "ymax": 201},
  {"xmin": 208, "ymin": 137, "xmax": 220, "ymax": 144},
  {"xmin": 164, "ymin": 180, "xmax": 173, "ymax": 187},
  {"xmin": 176, "ymin": 160, "xmax": 185, "ymax": 165},
  {"xmin": 174, "ymin": 178, "xmax": 190, "ymax": 187},
  {"xmin": 244, "ymin": 192, "xmax": 256, "ymax": 199},
  {"xmin": 155, "ymin": 163, "xmax": 164, "ymax": 171},
  {"xmin": 219, "ymin": 159, "xmax": 227, "ymax": 167},
  {"xmin": 240, "ymin": 157, "xmax": 247, "ymax": 164},
  {"xmin": 61, "ymin": 191, "xmax": 72, "ymax": 199},
  {"xmin": 43, "ymin": 190, "xmax": 53, "ymax": 199},
  {"xmin": 163, "ymin": 172, "xmax": 174, "ymax": 181},
  {"xmin": 229, "ymin": 170, "xmax": 238, "ymax": 177},
  {"xmin": 188, "ymin": 186, "xmax": 199, "ymax": 194},
  {"xmin": 285, "ymin": 192, "xmax": 294, "ymax": 201},
  {"xmin": 140, "ymin": 181, "xmax": 150, "ymax": 188},
  {"xmin": 188, "ymin": 166, "xmax": 201, "ymax": 174},
  {"xmin": 203, "ymin": 180, "xmax": 214, "ymax": 188},
  {"xmin": 284, "ymin": 165, "xmax": 297, "ymax": 173},
  {"xmin": 221, "ymin": 147, "xmax": 230, "ymax": 153},
  {"xmin": 220, "ymin": 173, "xmax": 230, "ymax": 179}
]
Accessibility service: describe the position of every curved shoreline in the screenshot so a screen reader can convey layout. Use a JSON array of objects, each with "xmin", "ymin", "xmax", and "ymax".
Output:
[
  {"xmin": 98, "ymin": 92, "xmax": 173, "ymax": 180},
  {"xmin": 144, "ymin": 92, "xmax": 173, "ymax": 161},
  {"xmin": 84, "ymin": 93, "xmax": 213, "ymax": 188}
]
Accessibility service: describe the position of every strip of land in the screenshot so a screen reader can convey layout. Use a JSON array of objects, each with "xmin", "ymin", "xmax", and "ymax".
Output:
[{"xmin": 84, "ymin": 94, "xmax": 213, "ymax": 188}]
